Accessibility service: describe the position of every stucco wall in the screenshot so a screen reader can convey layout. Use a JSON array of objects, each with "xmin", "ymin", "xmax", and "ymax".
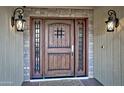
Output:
[
  {"xmin": 0, "ymin": 7, "xmax": 23, "ymax": 86},
  {"xmin": 94, "ymin": 6, "xmax": 124, "ymax": 86}
]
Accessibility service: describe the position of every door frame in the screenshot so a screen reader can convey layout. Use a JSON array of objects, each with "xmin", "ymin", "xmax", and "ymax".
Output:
[{"xmin": 30, "ymin": 17, "xmax": 89, "ymax": 79}]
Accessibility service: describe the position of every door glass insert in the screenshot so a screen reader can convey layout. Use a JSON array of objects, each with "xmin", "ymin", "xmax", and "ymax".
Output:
[
  {"xmin": 54, "ymin": 27, "xmax": 65, "ymax": 38},
  {"xmin": 48, "ymin": 23, "xmax": 70, "ymax": 48}
]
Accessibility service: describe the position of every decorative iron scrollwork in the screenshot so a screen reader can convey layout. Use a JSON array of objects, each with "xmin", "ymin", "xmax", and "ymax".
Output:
[{"xmin": 54, "ymin": 27, "xmax": 65, "ymax": 38}]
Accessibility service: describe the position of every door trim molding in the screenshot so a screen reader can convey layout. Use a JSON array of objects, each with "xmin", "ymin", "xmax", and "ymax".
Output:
[{"xmin": 30, "ymin": 17, "xmax": 89, "ymax": 79}]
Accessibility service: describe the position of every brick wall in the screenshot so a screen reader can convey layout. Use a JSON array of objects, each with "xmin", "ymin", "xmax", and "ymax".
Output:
[{"xmin": 23, "ymin": 8, "xmax": 93, "ymax": 81}]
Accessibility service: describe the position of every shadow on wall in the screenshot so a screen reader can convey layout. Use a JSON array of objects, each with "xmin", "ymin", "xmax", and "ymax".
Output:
[
  {"xmin": 118, "ymin": 18, "xmax": 124, "ymax": 32},
  {"xmin": 95, "ymin": 17, "xmax": 124, "ymax": 50},
  {"xmin": 103, "ymin": 18, "xmax": 124, "ymax": 49}
]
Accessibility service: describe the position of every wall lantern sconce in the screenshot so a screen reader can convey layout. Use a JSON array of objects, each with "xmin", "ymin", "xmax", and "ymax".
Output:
[
  {"xmin": 105, "ymin": 10, "xmax": 119, "ymax": 32},
  {"xmin": 11, "ymin": 7, "xmax": 26, "ymax": 32}
]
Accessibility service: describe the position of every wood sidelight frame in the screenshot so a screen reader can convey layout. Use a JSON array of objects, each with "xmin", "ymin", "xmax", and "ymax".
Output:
[
  {"xmin": 30, "ymin": 17, "xmax": 88, "ymax": 79},
  {"xmin": 74, "ymin": 19, "xmax": 88, "ymax": 76},
  {"xmin": 30, "ymin": 18, "xmax": 43, "ymax": 78}
]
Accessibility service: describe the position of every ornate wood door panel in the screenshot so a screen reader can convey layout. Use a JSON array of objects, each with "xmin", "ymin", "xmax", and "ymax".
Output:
[{"xmin": 44, "ymin": 20, "xmax": 74, "ymax": 77}]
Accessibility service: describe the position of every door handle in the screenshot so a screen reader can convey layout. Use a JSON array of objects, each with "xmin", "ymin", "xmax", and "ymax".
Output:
[{"xmin": 71, "ymin": 45, "xmax": 74, "ymax": 56}]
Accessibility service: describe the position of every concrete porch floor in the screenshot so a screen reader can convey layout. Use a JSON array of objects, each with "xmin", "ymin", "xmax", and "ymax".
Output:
[{"xmin": 22, "ymin": 78, "xmax": 103, "ymax": 86}]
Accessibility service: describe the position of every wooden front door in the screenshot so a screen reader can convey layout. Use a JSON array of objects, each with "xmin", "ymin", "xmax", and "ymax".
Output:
[
  {"xmin": 30, "ymin": 18, "xmax": 87, "ymax": 79},
  {"xmin": 44, "ymin": 20, "xmax": 74, "ymax": 77}
]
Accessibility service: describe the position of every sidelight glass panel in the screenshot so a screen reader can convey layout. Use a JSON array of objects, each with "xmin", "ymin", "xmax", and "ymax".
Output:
[
  {"xmin": 78, "ymin": 23, "xmax": 84, "ymax": 71},
  {"xmin": 34, "ymin": 20, "xmax": 40, "ymax": 73}
]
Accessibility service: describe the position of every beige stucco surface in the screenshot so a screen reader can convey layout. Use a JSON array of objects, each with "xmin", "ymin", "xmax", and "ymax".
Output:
[
  {"xmin": 94, "ymin": 6, "xmax": 124, "ymax": 86},
  {"xmin": 0, "ymin": 7, "xmax": 23, "ymax": 85}
]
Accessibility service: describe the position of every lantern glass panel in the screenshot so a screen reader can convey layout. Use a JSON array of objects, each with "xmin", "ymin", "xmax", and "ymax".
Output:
[
  {"xmin": 16, "ymin": 19, "xmax": 25, "ymax": 31},
  {"xmin": 107, "ymin": 21, "xmax": 114, "ymax": 31}
]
